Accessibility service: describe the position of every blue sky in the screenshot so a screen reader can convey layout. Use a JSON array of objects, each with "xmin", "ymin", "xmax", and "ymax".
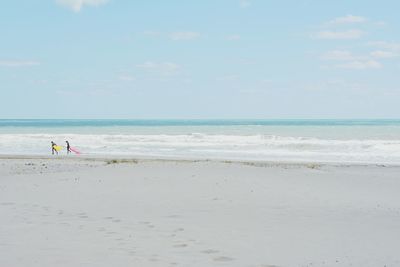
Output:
[{"xmin": 1, "ymin": 0, "xmax": 399, "ymax": 119}]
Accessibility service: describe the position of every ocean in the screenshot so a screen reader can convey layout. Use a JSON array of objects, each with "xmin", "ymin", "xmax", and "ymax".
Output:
[{"xmin": 1, "ymin": 119, "xmax": 400, "ymax": 164}]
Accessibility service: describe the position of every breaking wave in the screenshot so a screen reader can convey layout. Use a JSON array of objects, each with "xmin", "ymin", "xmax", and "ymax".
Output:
[{"xmin": 1, "ymin": 133, "xmax": 400, "ymax": 164}]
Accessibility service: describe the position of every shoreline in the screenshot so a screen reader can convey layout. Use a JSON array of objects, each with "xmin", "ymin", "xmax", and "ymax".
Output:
[
  {"xmin": 0, "ymin": 153, "xmax": 398, "ymax": 168},
  {"xmin": 0, "ymin": 154, "xmax": 400, "ymax": 167}
]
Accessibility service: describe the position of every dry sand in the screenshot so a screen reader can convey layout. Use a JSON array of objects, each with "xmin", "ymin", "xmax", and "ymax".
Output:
[{"xmin": 1, "ymin": 157, "xmax": 400, "ymax": 267}]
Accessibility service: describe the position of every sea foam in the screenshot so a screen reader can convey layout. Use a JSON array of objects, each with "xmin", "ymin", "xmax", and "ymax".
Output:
[{"xmin": 1, "ymin": 133, "xmax": 400, "ymax": 164}]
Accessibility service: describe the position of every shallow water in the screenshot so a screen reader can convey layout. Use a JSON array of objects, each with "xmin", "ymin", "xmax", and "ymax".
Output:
[{"xmin": 1, "ymin": 119, "xmax": 400, "ymax": 163}]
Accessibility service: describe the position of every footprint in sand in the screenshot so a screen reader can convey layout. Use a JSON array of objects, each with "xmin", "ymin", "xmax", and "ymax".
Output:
[
  {"xmin": 139, "ymin": 221, "xmax": 155, "ymax": 228},
  {"xmin": 201, "ymin": 249, "xmax": 219, "ymax": 254},
  {"xmin": 149, "ymin": 254, "xmax": 159, "ymax": 262},
  {"xmin": 166, "ymin": 214, "xmax": 180, "ymax": 219},
  {"xmin": 173, "ymin": 243, "xmax": 188, "ymax": 248},
  {"xmin": 213, "ymin": 256, "xmax": 234, "ymax": 262},
  {"xmin": 0, "ymin": 202, "xmax": 15, "ymax": 206},
  {"xmin": 106, "ymin": 231, "xmax": 117, "ymax": 235},
  {"xmin": 77, "ymin": 213, "xmax": 88, "ymax": 218}
]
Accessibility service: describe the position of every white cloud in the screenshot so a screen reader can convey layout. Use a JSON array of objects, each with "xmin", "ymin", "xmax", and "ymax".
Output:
[
  {"xmin": 118, "ymin": 75, "xmax": 136, "ymax": 81},
  {"xmin": 31, "ymin": 79, "xmax": 48, "ymax": 85},
  {"xmin": 57, "ymin": 88, "xmax": 112, "ymax": 97},
  {"xmin": 216, "ymin": 75, "xmax": 239, "ymax": 82},
  {"xmin": 320, "ymin": 50, "xmax": 383, "ymax": 70},
  {"xmin": 315, "ymin": 29, "xmax": 364, "ymax": 40},
  {"xmin": 321, "ymin": 49, "xmax": 395, "ymax": 70},
  {"xmin": 368, "ymin": 41, "xmax": 400, "ymax": 52},
  {"xmin": 56, "ymin": 0, "xmax": 108, "ymax": 12},
  {"xmin": 321, "ymin": 50, "xmax": 354, "ymax": 61},
  {"xmin": 168, "ymin": 32, "xmax": 200, "ymax": 41},
  {"xmin": 0, "ymin": 60, "xmax": 40, "ymax": 67},
  {"xmin": 370, "ymin": 50, "xmax": 397, "ymax": 59},
  {"xmin": 226, "ymin": 34, "xmax": 241, "ymax": 41},
  {"xmin": 136, "ymin": 61, "xmax": 181, "ymax": 76},
  {"xmin": 302, "ymin": 80, "xmax": 368, "ymax": 93},
  {"xmin": 329, "ymin": 15, "xmax": 367, "ymax": 24},
  {"xmin": 239, "ymin": 0, "xmax": 251, "ymax": 8},
  {"xmin": 143, "ymin": 31, "xmax": 201, "ymax": 41},
  {"xmin": 375, "ymin": 21, "xmax": 386, "ymax": 26},
  {"xmin": 336, "ymin": 60, "xmax": 382, "ymax": 70},
  {"xmin": 56, "ymin": 90, "xmax": 81, "ymax": 97}
]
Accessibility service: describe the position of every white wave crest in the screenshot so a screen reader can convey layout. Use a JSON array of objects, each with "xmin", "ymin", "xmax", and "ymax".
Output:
[{"xmin": 1, "ymin": 133, "xmax": 400, "ymax": 163}]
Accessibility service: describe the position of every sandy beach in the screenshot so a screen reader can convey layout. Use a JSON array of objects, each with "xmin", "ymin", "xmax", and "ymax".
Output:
[
  {"xmin": 3, "ymin": 0, "xmax": 400, "ymax": 265},
  {"xmin": 1, "ymin": 156, "xmax": 399, "ymax": 267}
]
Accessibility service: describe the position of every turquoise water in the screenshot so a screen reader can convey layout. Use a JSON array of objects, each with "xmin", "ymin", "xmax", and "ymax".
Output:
[
  {"xmin": 1, "ymin": 119, "xmax": 400, "ymax": 139},
  {"xmin": 1, "ymin": 119, "xmax": 400, "ymax": 127},
  {"xmin": 1, "ymin": 119, "xmax": 400, "ymax": 163}
]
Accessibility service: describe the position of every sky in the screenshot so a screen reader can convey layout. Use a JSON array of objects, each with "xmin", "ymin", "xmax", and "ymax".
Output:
[{"xmin": 1, "ymin": 0, "xmax": 400, "ymax": 119}]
